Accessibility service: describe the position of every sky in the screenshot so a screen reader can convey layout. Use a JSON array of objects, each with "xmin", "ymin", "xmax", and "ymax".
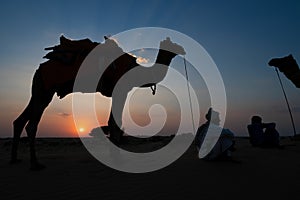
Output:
[{"xmin": 0, "ymin": 0, "xmax": 300, "ymax": 137}]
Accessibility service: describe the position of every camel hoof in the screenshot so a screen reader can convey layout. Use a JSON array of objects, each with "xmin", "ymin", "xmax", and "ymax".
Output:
[{"xmin": 30, "ymin": 162, "xmax": 46, "ymax": 171}]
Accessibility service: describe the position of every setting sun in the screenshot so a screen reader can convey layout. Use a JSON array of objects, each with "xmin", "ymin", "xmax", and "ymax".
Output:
[{"xmin": 79, "ymin": 128, "xmax": 85, "ymax": 133}]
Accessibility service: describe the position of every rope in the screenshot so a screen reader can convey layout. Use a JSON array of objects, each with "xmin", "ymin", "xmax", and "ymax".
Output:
[
  {"xmin": 275, "ymin": 68, "xmax": 297, "ymax": 137},
  {"xmin": 183, "ymin": 56, "xmax": 196, "ymax": 134}
]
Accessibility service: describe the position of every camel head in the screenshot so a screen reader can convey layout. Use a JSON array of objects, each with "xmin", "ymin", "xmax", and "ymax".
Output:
[
  {"xmin": 159, "ymin": 37, "xmax": 186, "ymax": 56},
  {"xmin": 268, "ymin": 54, "xmax": 299, "ymax": 73}
]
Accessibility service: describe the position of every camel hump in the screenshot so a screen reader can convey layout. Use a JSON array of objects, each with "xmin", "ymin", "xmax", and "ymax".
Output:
[{"xmin": 159, "ymin": 37, "xmax": 186, "ymax": 55}]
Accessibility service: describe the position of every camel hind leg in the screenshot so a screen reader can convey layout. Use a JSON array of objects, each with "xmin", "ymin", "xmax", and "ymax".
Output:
[
  {"xmin": 25, "ymin": 105, "xmax": 47, "ymax": 170},
  {"xmin": 25, "ymin": 89, "xmax": 54, "ymax": 170},
  {"xmin": 10, "ymin": 98, "xmax": 34, "ymax": 163},
  {"xmin": 11, "ymin": 69, "xmax": 54, "ymax": 170}
]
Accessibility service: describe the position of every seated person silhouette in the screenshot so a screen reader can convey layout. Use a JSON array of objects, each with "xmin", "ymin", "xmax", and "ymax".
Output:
[
  {"xmin": 247, "ymin": 116, "xmax": 280, "ymax": 147},
  {"xmin": 195, "ymin": 108, "xmax": 236, "ymax": 161}
]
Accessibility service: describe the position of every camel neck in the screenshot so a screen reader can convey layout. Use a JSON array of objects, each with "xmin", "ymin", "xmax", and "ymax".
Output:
[{"xmin": 155, "ymin": 49, "xmax": 177, "ymax": 66}]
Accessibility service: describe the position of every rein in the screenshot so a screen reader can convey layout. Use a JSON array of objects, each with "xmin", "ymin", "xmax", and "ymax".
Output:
[{"xmin": 150, "ymin": 84, "xmax": 156, "ymax": 95}]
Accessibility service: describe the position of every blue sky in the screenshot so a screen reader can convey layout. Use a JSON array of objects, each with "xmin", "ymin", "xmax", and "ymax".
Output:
[{"xmin": 0, "ymin": 0, "xmax": 300, "ymax": 137}]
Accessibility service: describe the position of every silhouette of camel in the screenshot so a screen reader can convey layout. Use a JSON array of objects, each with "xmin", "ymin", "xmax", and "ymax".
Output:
[
  {"xmin": 11, "ymin": 35, "xmax": 185, "ymax": 170},
  {"xmin": 269, "ymin": 54, "xmax": 300, "ymax": 88}
]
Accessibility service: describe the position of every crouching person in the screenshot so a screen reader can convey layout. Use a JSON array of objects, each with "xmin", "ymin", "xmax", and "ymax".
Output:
[
  {"xmin": 247, "ymin": 116, "xmax": 280, "ymax": 148},
  {"xmin": 195, "ymin": 108, "xmax": 236, "ymax": 161}
]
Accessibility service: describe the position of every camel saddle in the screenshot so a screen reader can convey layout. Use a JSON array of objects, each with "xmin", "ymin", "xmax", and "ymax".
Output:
[
  {"xmin": 43, "ymin": 35, "xmax": 99, "ymax": 65},
  {"xmin": 39, "ymin": 35, "xmax": 100, "ymax": 97}
]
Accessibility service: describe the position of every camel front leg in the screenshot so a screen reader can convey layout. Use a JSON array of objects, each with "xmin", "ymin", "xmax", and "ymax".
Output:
[{"xmin": 108, "ymin": 91, "xmax": 128, "ymax": 146}]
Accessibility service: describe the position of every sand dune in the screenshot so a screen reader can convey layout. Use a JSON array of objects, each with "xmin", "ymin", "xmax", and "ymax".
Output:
[{"xmin": 0, "ymin": 136, "xmax": 300, "ymax": 200}]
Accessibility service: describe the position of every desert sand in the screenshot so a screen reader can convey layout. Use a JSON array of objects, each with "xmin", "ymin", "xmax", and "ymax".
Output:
[{"xmin": 1, "ymin": 136, "xmax": 300, "ymax": 200}]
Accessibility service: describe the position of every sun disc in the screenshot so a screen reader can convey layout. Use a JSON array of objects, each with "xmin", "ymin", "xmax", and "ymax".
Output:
[{"xmin": 79, "ymin": 128, "xmax": 85, "ymax": 132}]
